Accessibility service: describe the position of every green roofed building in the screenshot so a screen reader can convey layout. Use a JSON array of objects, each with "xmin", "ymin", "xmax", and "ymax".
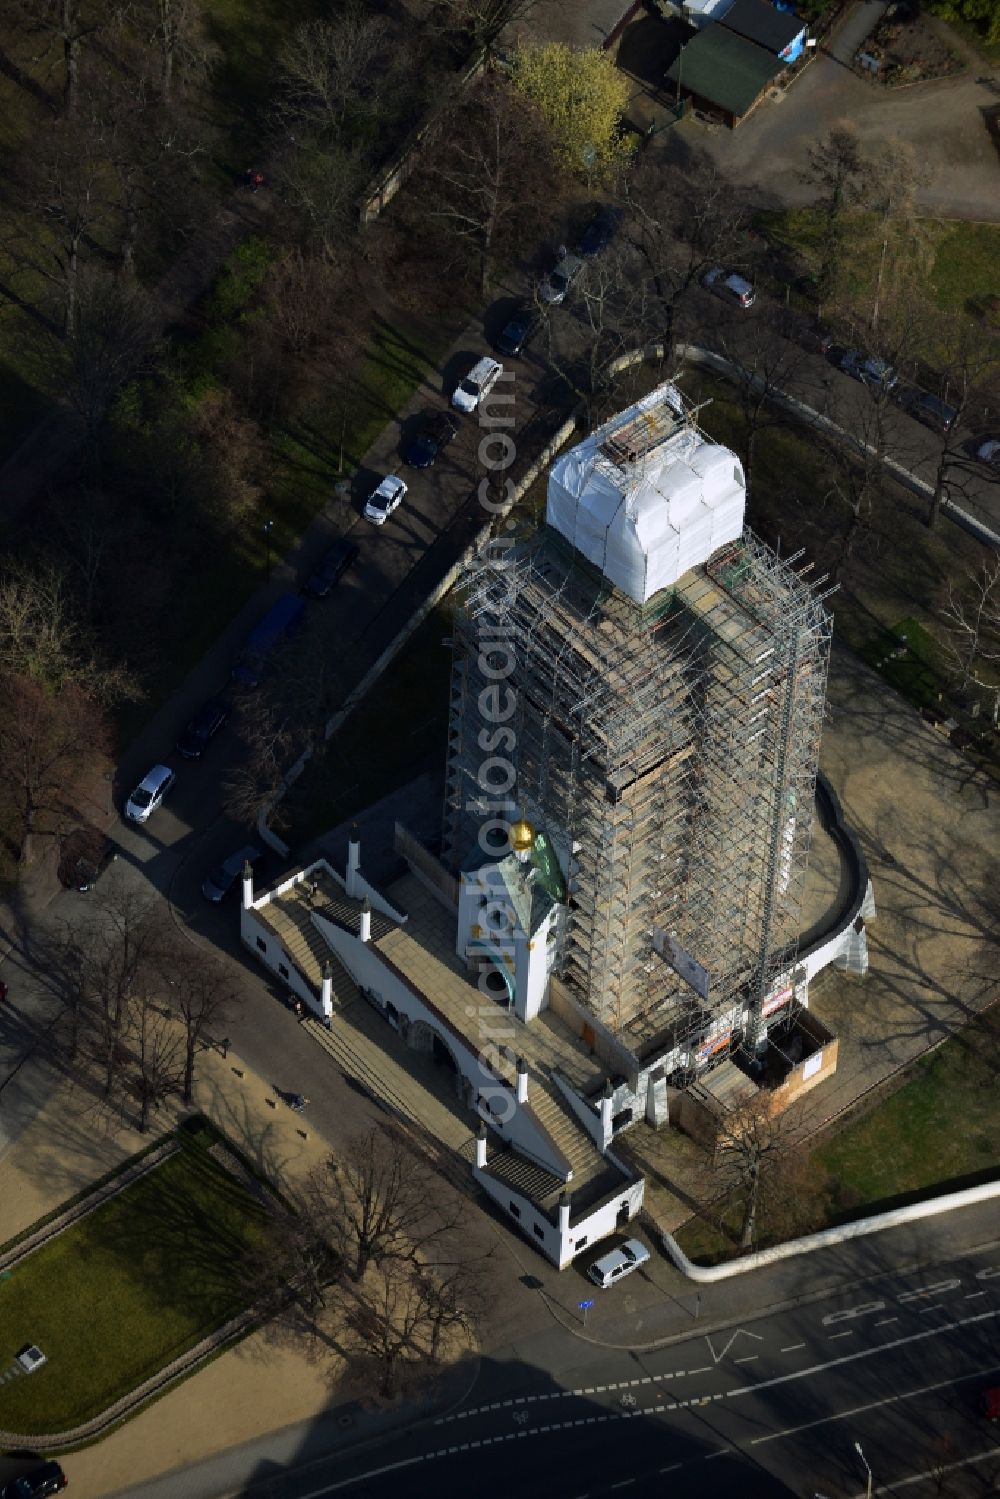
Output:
[{"xmin": 666, "ymin": 23, "xmax": 781, "ymax": 126}]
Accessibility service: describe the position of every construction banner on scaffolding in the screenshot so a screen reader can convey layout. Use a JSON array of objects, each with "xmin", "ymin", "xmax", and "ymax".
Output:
[{"xmin": 652, "ymin": 927, "xmax": 711, "ymax": 1000}]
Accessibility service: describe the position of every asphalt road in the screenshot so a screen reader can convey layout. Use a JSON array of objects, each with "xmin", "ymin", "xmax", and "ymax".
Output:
[{"xmin": 245, "ymin": 1247, "xmax": 1000, "ymax": 1499}]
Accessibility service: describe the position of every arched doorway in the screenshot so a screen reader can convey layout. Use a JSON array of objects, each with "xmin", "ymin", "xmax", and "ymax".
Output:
[
  {"xmin": 468, "ymin": 937, "xmax": 516, "ymax": 1009},
  {"xmin": 407, "ymin": 1018, "xmax": 466, "ymax": 1106}
]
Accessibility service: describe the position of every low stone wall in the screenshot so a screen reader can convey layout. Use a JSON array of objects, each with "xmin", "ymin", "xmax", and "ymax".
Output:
[{"xmin": 661, "ymin": 1177, "xmax": 1000, "ymax": 1283}]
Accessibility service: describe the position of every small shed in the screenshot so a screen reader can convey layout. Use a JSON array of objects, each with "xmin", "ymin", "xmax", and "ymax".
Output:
[
  {"xmin": 666, "ymin": 25, "xmax": 781, "ymax": 126},
  {"xmin": 719, "ymin": 0, "xmax": 808, "ymax": 62}
]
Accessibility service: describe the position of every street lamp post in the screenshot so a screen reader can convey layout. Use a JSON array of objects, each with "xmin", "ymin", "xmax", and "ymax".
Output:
[
  {"xmin": 263, "ymin": 519, "xmax": 274, "ymax": 582},
  {"xmin": 854, "ymin": 1441, "xmax": 873, "ymax": 1499}
]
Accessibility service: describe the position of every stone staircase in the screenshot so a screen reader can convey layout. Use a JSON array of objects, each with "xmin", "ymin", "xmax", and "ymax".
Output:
[
  {"xmin": 303, "ymin": 1015, "xmax": 474, "ymax": 1153},
  {"xmin": 525, "ymin": 1073, "xmax": 603, "ymax": 1181},
  {"xmin": 268, "ymin": 908, "xmax": 358, "ymax": 1004}
]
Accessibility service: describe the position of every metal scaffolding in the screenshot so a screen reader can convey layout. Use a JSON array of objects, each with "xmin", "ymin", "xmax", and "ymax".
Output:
[{"xmin": 442, "ymin": 449, "xmax": 832, "ymax": 1075}]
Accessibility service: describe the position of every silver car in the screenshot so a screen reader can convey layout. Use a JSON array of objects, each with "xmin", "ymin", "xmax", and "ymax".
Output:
[
  {"xmin": 587, "ymin": 1237, "xmax": 650, "ymax": 1288},
  {"xmin": 539, "ymin": 254, "xmax": 584, "ymax": 306},
  {"xmin": 125, "ymin": 764, "xmax": 175, "ymax": 823}
]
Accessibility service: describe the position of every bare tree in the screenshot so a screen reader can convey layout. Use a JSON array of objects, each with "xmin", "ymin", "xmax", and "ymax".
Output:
[
  {"xmin": 4, "ymin": 114, "xmax": 106, "ymax": 335},
  {"xmin": 137, "ymin": 0, "xmax": 215, "ymax": 105},
  {"xmin": 42, "ymin": 267, "xmax": 159, "ymax": 457},
  {"xmin": 131, "ymin": 987, "xmax": 183, "ymax": 1131},
  {"xmin": 317, "ymin": 1126, "xmax": 470, "ymax": 1282},
  {"xmin": 15, "ymin": 0, "xmax": 106, "ymax": 115},
  {"xmin": 78, "ymin": 882, "xmax": 164, "ymax": 1098},
  {"xmin": 0, "ymin": 673, "xmax": 111, "ymax": 865},
  {"xmin": 166, "ymin": 943, "xmax": 241, "ymax": 1104},
  {"xmin": 939, "ymin": 557, "xmax": 1000, "ymax": 725},
  {"xmin": 0, "ymin": 562, "xmax": 129, "ymax": 700},
  {"xmin": 625, "ymin": 155, "xmax": 753, "ymax": 353},
  {"xmin": 247, "ymin": 1189, "xmax": 342, "ymax": 1325},
  {"xmin": 720, "ymin": 317, "xmax": 810, "ymax": 499},
  {"xmin": 421, "ymin": 0, "xmax": 542, "ymax": 49},
  {"xmin": 223, "ymin": 695, "xmax": 296, "ymax": 830},
  {"xmin": 346, "ymin": 1257, "xmax": 480, "ymax": 1398},
  {"xmin": 800, "ymin": 126, "xmax": 870, "ymax": 304},
  {"xmin": 716, "ymin": 1093, "xmax": 802, "ymax": 1251},
  {"xmin": 912, "ymin": 320, "xmax": 999, "ymax": 531},
  {"xmin": 417, "ymin": 73, "xmax": 557, "ymax": 294}
]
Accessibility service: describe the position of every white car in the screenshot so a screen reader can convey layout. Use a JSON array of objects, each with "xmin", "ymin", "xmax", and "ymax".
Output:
[
  {"xmin": 364, "ymin": 474, "xmax": 407, "ymax": 525},
  {"xmin": 125, "ymin": 764, "xmax": 176, "ymax": 823},
  {"xmin": 587, "ymin": 1237, "xmax": 650, "ymax": 1289},
  {"xmin": 451, "ymin": 356, "xmax": 504, "ymax": 414},
  {"xmin": 701, "ymin": 266, "xmax": 756, "ymax": 309},
  {"xmin": 975, "ymin": 437, "xmax": 1000, "ymax": 471}
]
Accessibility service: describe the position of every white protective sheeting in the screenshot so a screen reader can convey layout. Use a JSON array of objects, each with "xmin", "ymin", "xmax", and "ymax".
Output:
[
  {"xmin": 683, "ymin": 0, "xmax": 735, "ymax": 26},
  {"xmin": 546, "ymin": 383, "xmax": 746, "ymax": 604}
]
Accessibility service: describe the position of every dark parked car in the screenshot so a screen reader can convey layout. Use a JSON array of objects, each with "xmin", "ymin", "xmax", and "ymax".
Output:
[
  {"xmin": 901, "ymin": 389, "xmax": 958, "ymax": 435},
  {"xmin": 1, "ymin": 1463, "xmax": 69, "ymax": 1499},
  {"xmin": 577, "ymin": 205, "xmax": 623, "ymax": 258},
  {"xmin": 402, "ymin": 411, "xmax": 459, "ymax": 469},
  {"xmin": 176, "ymin": 695, "xmax": 230, "ymax": 759},
  {"xmin": 58, "ymin": 826, "xmax": 116, "ymax": 892},
  {"xmin": 495, "ymin": 308, "xmax": 541, "ymax": 358},
  {"xmin": 202, "ymin": 844, "xmax": 263, "ymax": 903},
  {"xmin": 303, "ymin": 537, "xmax": 359, "ymax": 597},
  {"xmin": 839, "ymin": 350, "xmax": 897, "ymax": 392},
  {"xmin": 232, "ymin": 593, "xmax": 306, "ymax": 688}
]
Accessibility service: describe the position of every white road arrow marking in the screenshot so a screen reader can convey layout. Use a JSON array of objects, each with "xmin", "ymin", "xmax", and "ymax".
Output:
[{"xmin": 705, "ymin": 1328, "xmax": 764, "ymax": 1364}]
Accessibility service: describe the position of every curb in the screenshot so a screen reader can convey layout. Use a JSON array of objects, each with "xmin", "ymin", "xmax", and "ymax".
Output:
[{"xmin": 530, "ymin": 1230, "xmax": 1000, "ymax": 1355}]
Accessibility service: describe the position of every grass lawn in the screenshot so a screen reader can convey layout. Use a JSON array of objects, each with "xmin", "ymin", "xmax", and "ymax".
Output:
[
  {"xmin": 283, "ymin": 604, "xmax": 454, "ymax": 844},
  {"xmin": 674, "ymin": 1010, "xmax": 1000, "ymax": 1265},
  {"xmin": 757, "ymin": 209, "xmax": 1000, "ymax": 344},
  {"xmin": 927, "ymin": 221, "xmax": 1000, "ymax": 319},
  {"xmin": 858, "ymin": 614, "xmax": 944, "ymax": 714},
  {"xmin": 0, "ymin": 1130, "xmax": 266, "ymax": 1435}
]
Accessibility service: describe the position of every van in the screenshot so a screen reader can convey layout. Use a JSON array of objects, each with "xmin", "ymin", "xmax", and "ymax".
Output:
[
  {"xmin": 587, "ymin": 1237, "xmax": 650, "ymax": 1289},
  {"xmin": 233, "ymin": 592, "xmax": 305, "ymax": 687}
]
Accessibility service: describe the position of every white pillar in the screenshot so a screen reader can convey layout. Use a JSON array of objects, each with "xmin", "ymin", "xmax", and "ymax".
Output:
[
  {"xmin": 558, "ymin": 1190, "xmax": 571, "ymax": 1239},
  {"xmin": 516, "ymin": 1057, "xmax": 528, "ymax": 1105},
  {"xmin": 475, "ymin": 1123, "xmax": 487, "ymax": 1169},
  {"xmin": 346, "ymin": 824, "xmax": 361, "ymax": 899},
  {"xmin": 359, "ymin": 897, "xmax": 371, "ymax": 944},
  {"xmin": 600, "ymin": 1079, "xmax": 614, "ymax": 1142},
  {"xmin": 321, "ymin": 961, "xmax": 333, "ymax": 1020},
  {"xmin": 242, "ymin": 859, "xmax": 255, "ymax": 910}
]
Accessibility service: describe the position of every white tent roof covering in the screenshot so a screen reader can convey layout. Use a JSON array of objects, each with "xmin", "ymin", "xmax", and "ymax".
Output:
[{"xmin": 546, "ymin": 383, "xmax": 746, "ymax": 605}]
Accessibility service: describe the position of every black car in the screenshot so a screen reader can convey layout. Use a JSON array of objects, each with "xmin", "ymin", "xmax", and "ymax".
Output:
[
  {"xmin": 577, "ymin": 205, "xmax": 623, "ymax": 258},
  {"xmin": 58, "ymin": 826, "xmax": 116, "ymax": 892},
  {"xmin": 402, "ymin": 411, "xmax": 459, "ymax": 470},
  {"xmin": 176, "ymin": 696, "xmax": 230, "ymax": 759},
  {"xmin": 494, "ymin": 308, "xmax": 541, "ymax": 358},
  {"xmin": 202, "ymin": 843, "xmax": 263, "ymax": 903},
  {"xmin": 1, "ymin": 1463, "xmax": 69, "ymax": 1499},
  {"xmin": 901, "ymin": 389, "xmax": 958, "ymax": 436},
  {"xmin": 303, "ymin": 537, "xmax": 359, "ymax": 597}
]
